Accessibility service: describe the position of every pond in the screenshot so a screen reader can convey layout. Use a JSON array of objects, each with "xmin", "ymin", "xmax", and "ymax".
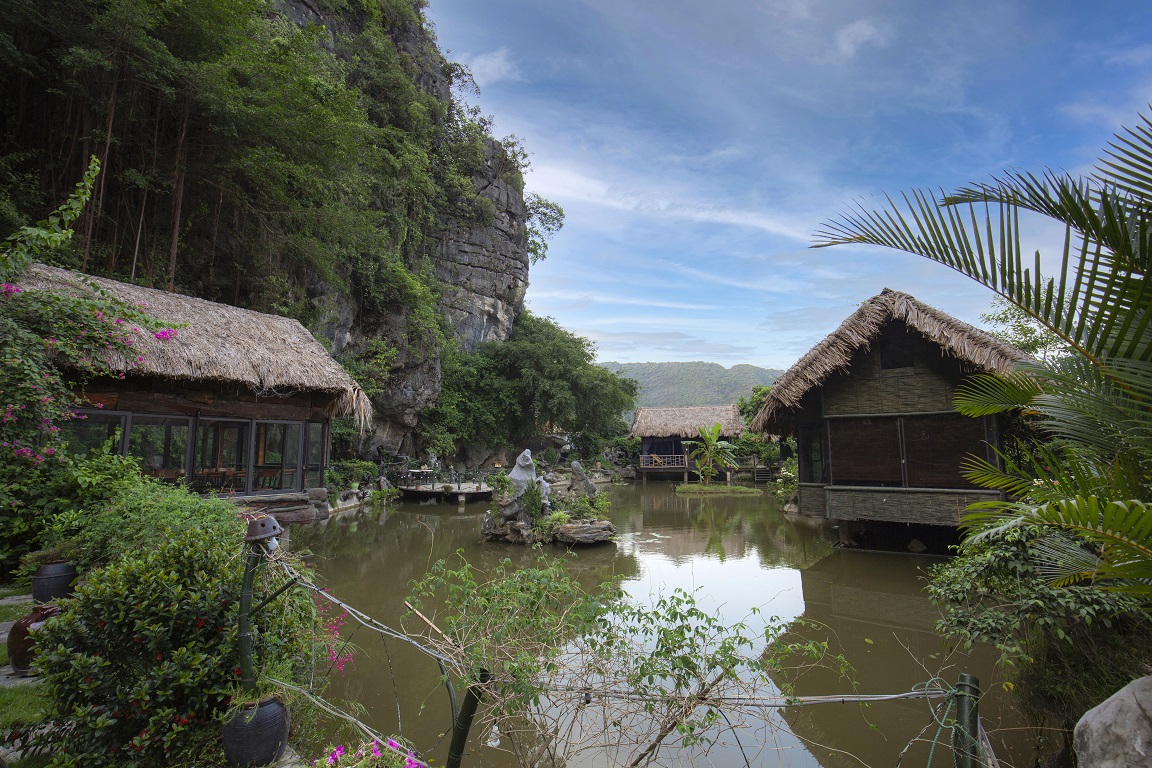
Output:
[{"xmin": 295, "ymin": 483, "xmax": 1035, "ymax": 767}]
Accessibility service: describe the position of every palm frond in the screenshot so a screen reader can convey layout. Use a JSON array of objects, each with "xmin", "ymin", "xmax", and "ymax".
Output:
[
  {"xmin": 1030, "ymin": 529, "xmax": 1103, "ymax": 588},
  {"xmin": 1023, "ymin": 496, "xmax": 1152, "ymax": 591}
]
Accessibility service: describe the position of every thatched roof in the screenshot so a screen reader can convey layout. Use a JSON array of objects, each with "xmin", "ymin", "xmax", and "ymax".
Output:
[
  {"xmin": 18, "ymin": 264, "xmax": 372, "ymax": 426},
  {"xmin": 750, "ymin": 288, "xmax": 1028, "ymax": 433},
  {"xmin": 630, "ymin": 405, "xmax": 743, "ymax": 439}
]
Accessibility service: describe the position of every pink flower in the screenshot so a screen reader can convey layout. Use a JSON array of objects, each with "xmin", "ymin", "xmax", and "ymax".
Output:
[
  {"xmin": 153, "ymin": 328, "xmax": 178, "ymax": 341},
  {"xmin": 2, "ymin": 283, "xmax": 21, "ymax": 296}
]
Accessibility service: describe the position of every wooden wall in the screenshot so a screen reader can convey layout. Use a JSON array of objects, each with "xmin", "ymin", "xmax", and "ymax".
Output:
[{"xmin": 78, "ymin": 377, "xmax": 333, "ymax": 423}]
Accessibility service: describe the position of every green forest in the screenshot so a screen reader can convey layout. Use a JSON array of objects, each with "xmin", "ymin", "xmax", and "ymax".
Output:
[
  {"xmin": 0, "ymin": 0, "xmax": 637, "ymax": 457},
  {"xmin": 602, "ymin": 361, "xmax": 781, "ymax": 408}
]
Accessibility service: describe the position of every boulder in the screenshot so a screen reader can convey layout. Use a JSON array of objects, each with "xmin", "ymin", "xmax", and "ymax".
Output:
[
  {"xmin": 1074, "ymin": 675, "xmax": 1152, "ymax": 767},
  {"xmin": 554, "ymin": 520, "xmax": 617, "ymax": 545}
]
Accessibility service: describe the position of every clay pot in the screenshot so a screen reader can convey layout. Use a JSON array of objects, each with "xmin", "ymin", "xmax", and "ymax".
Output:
[
  {"xmin": 31, "ymin": 562, "xmax": 77, "ymax": 604},
  {"xmin": 221, "ymin": 698, "xmax": 290, "ymax": 767},
  {"xmin": 7, "ymin": 604, "xmax": 61, "ymax": 675}
]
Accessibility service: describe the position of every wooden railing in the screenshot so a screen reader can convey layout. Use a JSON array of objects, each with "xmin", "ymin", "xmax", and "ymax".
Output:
[{"xmin": 639, "ymin": 454, "xmax": 687, "ymax": 469}]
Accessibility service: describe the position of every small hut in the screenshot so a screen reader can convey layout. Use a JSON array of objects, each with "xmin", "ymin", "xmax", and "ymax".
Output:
[
  {"xmin": 630, "ymin": 404, "xmax": 743, "ymax": 482},
  {"xmin": 750, "ymin": 288, "xmax": 1027, "ymax": 525},
  {"xmin": 18, "ymin": 264, "xmax": 371, "ymax": 501}
]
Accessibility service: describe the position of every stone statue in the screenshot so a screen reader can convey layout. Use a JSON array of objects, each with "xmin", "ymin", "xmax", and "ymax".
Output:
[
  {"xmin": 507, "ymin": 449, "xmax": 536, "ymax": 499},
  {"xmin": 567, "ymin": 460, "xmax": 598, "ymax": 498}
]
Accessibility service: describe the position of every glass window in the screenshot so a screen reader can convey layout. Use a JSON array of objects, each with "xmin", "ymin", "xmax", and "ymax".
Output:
[
  {"xmin": 253, "ymin": 421, "xmax": 302, "ymax": 492},
  {"xmin": 193, "ymin": 419, "xmax": 249, "ymax": 494},
  {"xmin": 127, "ymin": 416, "xmax": 190, "ymax": 484},
  {"xmin": 303, "ymin": 422, "xmax": 324, "ymax": 489},
  {"xmin": 58, "ymin": 412, "xmax": 125, "ymax": 456}
]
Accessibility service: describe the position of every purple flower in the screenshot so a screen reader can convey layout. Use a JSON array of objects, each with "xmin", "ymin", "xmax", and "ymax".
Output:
[
  {"xmin": 153, "ymin": 328, "xmax": 178, "ymax": 341},
  {"xmin": 3, "ymin": 283, "xmax": 21, "ymax": 296}
]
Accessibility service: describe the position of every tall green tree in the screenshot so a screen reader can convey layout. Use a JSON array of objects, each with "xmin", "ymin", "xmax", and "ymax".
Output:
[{"xmin": 422, "ymin": 311, "xmax": 638, "ymax": 455}]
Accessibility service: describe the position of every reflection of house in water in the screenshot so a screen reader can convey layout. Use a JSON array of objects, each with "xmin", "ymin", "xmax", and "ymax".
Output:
[
  {"xmin": 752, "ymin": 289, "xmax": 1027, "ymax": 533},
  {"xmin": 21, "ymin": 265, "xmax": 370, "ymax": 513},
  {"xmin": 775, "ymin": 551, "xmax": 1031, "ymax": 768}
]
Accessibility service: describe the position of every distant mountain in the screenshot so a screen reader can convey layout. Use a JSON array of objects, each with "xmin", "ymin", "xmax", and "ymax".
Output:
[{"xmin": 602, "ymin": 361, "xmax": 783, "ymax": 409}]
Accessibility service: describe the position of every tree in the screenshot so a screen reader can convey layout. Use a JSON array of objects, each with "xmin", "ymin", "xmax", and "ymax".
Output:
[
  {"xmin": 980, "ymin": 295, "xmax": 1069, "ymax": 363},
  {"xmin": 684, "ymin": 422, "xmax": 738, "ymax": 486},
  {"xmin": 525, "ymin": 193, "xmax": 565, "ymax": 264},
  {"xmin": 736, "ymin": 384, "xmax": 772, "ymax": 424},
  {"xmin": 421, "ymin": 312, "xmax": 638, "ymax": 455}
]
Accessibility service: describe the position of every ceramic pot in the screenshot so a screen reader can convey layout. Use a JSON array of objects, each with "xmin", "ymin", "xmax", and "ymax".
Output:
[
  {"xmin": 7, "ymin": 604, "xmax": 61, "ymax": 675},
  {"xmin": 31, "ymin": 562, "xmax": 77, "ymax": 604},
  {"xmin": 221, "ymin": 698, "xmax": 290, "ymax": 767}
]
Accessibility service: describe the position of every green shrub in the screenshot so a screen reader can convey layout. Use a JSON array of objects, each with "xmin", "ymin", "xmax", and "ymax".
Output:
[
  {"xmin": 32, "ymin": 528, "xmax": 315, "ymax": 767},
  {"xmin": 327, "ymin": 460, "xmax": 378, "ymax": 492},
  {"xmin": 611, "ymin": 436, "xmax": 641, "ymax": 464},
  {"xmin": 1, "ymin": 438, "xmax": 141, "ymax": 579},
  {"xmin": 554, "ymin": 491, "xmax": 611, "ymax": 520},
  {"xmin": 541, "ymin": 447, "xmax": 559, "ymax": 466},
  {"xmin": 30, "ymin": 479, "xmax": 241, "ymax": 576},
  {"xmin": 537, "ymin": 511, "xmax": 571, "ymax": 536}
]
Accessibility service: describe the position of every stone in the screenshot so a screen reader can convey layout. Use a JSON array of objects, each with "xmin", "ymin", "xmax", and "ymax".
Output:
[
  {"xmin": 1074, "ymin": 675, "xmax": 1152, "ymax": 767},
  {"xmin": 507, "ymin": 449, "xmax": 536, "ymax": 498},
  {"xmin": 567, "ymin": 461, "xmax": 599, "ymax": 498},
  {"xmin": 554, "ymin": 521, "xmax": 618, "ymax": 545}
]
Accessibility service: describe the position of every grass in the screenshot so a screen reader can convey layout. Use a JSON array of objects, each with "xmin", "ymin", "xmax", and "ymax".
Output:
[
  {"xmin": 0, "ymin": 584, "xmax": 32, "ymax": 599},
  {"xmin": 0, "ymin": 602, "xmax": 31, "ymax": 623},
  {"xmin": 675, "ymin": 483, "xmax": 763, "ymax": 495},
  {"xmin": 0, "ymin": 681, "xmax": 48, "ymax": 732}
]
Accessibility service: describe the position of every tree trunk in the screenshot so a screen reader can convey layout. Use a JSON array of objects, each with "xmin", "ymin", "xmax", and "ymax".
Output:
[{"xmin": 167, "ymin": 98, "xmax": 190, "ymax": 291}]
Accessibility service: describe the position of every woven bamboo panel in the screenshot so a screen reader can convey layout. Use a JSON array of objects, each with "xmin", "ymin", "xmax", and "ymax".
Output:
[
  {"xmin": 797, "ymin": 484, "xmax": 828, "ymax": 517},
  {"xmin": 822, "ymin": 331, "xmax": 965, "ymax": 416},
  {"xmin": 825, "ymin": 487, "xmax": 1000, "ymax": 525}
]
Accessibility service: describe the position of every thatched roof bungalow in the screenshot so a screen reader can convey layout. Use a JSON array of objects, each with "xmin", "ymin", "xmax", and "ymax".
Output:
[
  {"xmin": 630, "ymin": 405, "xmax": 742, "ymax": 478},
  {"xmin": 750, "ymin": 288, "xmax": 1027, "ymax": 526},
  {"xmin": 18, "ymin": 264, "xmax": 371, "ymax": 496}
]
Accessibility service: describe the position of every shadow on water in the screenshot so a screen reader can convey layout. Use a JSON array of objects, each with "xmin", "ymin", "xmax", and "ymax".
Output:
[{"xmin": 295, "ymin": 482, "xmax": 1035, "ymax": 767}]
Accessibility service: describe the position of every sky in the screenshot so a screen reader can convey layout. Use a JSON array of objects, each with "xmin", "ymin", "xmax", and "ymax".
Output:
[{"xmin": 423, "ymin": 0, "xmax": 1152, "ymax": 370}]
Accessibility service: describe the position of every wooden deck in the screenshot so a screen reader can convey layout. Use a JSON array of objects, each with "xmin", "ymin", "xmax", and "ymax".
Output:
[{"xmin": 639, "ymin": 454, "xmax": 687, "ymax": 469}]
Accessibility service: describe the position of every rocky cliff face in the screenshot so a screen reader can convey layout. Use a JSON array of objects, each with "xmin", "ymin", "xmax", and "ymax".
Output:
[
  {"xmin": 435, "ymin": 138, "xmax": 530, "ymax": 353},
  {"xmin": 281, "ymin": 0, "xmax": 530, "ymax": 454}
]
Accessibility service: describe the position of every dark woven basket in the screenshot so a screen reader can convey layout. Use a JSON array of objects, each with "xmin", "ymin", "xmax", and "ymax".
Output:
[{"xmin": 222, "ymin": 698, "xmax": 290, "ymax": 767}]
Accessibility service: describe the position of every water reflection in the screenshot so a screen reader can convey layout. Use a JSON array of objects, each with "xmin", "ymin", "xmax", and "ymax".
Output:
[{"xmin": 295, "ymin": 483, "xmax": 1032, "ymax": 767}]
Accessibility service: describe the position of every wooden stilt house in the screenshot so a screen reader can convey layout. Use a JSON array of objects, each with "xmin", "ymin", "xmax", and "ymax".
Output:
[
  {"xmin": 630, "ymin": 404, "xmax": 743, "ymax": 481},
  {"xmin": 19, "ymin": 265, "xmax": 372, "ymax": 499},
  {"xmin": 750, "ymin": 289, "xmax": 1027, "ymax": 526}
]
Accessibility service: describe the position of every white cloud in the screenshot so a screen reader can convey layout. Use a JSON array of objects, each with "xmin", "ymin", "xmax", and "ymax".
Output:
[
  {"xmin": 833, "ymin": 19, "xmax": 890, "ymax": 60},
  {"xmin": 457, "ymin": 47, "xmax": 521, "ymax": 87},
  {"xmin": 528, "ymin": 289, "xmax": 721, "ymax": 310}
]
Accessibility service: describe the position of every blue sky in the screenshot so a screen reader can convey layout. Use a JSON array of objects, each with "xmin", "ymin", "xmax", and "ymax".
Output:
[{"xmin": 425, "ymin": 0, "xmax": 1152, "ymax": 369}]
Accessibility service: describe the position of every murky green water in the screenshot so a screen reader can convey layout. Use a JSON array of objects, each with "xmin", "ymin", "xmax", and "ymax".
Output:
[{"xmin": 295, "ymin": 483, "xmax": 1034, "ymax": 767}]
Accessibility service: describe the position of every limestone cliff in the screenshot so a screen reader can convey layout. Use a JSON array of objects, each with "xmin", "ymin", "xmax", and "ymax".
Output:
[
  {"xmin": 280, "ymin": 0, "xmax": 530, "ymax": 454},
  {"xmin": 435, "ymin": 138, "xmax": 530, "ymax": 353}
]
